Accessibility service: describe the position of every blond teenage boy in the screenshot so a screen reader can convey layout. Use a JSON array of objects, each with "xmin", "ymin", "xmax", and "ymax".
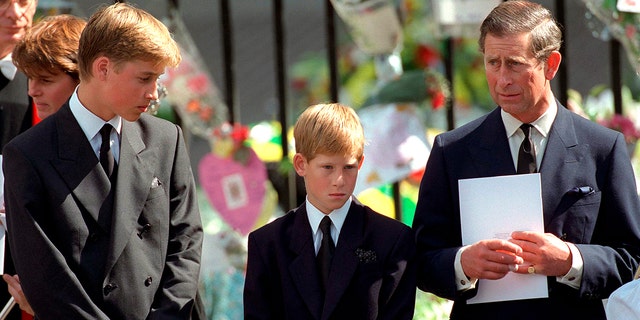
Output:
[{"xmin": 2, "ymin": 3, "xmax": 202, "ymax": 319}]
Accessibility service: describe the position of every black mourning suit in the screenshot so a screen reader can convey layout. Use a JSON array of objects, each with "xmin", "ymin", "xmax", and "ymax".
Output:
[{"xmin": 0, "ymin": 70, "xmax": 32, "ymax": 320}]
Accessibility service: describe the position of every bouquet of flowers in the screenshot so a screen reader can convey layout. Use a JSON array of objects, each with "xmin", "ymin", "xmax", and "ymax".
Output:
[
  {"xmin": 568, "ymin": 86, "xmax": 640, "ymax": 144},
  {"xmin": 598, "ymin": 113, "xmax": 640, "ymax": 143}
]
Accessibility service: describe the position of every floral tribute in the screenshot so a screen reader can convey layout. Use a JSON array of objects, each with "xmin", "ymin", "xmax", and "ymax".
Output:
[
  {"xmin": 210, "ymin": 122, "xmax": 252, "ymax": 164},
  {"xmin": 198, "ymin": 122, "xmax": 271, "ymax": 236},
  {"xmin": 160, "ymin": 11, "xmax": 228, "ymax": 138},
  {"xmin": 598, "ymin": 113, "xmax": 640, "ymax": 143},
  {"xmin": 568, "ymin": 86, "xmax": 640, "ymax": 145},
  {"xmin": 581, "ymin": 0, "xmax": 640, "ymax": 73},
  {"xmin": 157, "ymin": 11, "xmax": 279, "ymax": 320}
]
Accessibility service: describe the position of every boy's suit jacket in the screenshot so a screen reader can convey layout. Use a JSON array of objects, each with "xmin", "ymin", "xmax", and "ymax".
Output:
[
  {"xmin": 412, "ymin": 104, "xmax": 640, "ymax": 319},
  {"xmin": 2, "ymin": 103, "xmax": 203, "ymax": 319},
  {"xmin": 244, "ymin": 199, "xmax": 417, "ymax": 320}
]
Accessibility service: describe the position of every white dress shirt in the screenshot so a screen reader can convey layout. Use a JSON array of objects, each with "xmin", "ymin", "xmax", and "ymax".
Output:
[
  {"xmin": 306, "ymin": 196, "xmax": 351, "ymax": 255},
  {"xmin": 0, "ymin": 54, "xmax": 17, "ymax": 80},
  {"xmin": 69, "ymin": 88, "xmax": 122, "ymax": 163}
]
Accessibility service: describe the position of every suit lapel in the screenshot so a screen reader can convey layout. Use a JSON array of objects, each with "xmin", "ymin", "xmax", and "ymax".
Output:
[
  {"xmin": 539, "ymin": 102, "xmax": 579, "ymax": 173},
  {"xmin": 288, "ymin": 205, "xmax": 323, "ymax": 320},
  {"xmin": 539, "ymin": 104, "xmax": 580, "ymax": 224},
  {"xmin": 466, "ymin": 108, "xmax": 515, "ymax": 176},
  {"xmin": 105, "ymin": 120, "xmax": 154, "ymax": 274},
  {"xmin": 321, "ymin": 201, "xmax": 364, "ymax": 320},
  {"xmin": 52, "ymin": 104, "xmax": 112, "ymax": 231}
]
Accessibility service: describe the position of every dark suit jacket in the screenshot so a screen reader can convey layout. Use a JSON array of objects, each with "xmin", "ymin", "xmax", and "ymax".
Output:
[
  {"xmin": 243, "ymin": 199, "xmax": 417, "ymax": 320},
  {"xmin": 0, "ymin": 71, "xmax": 32, "ymax": 153},
  {"xmin": 2, "ymin": 103, "xmax": 203, "ymax": 319},
  {"xmin": 412, "ymin": 105, "xmax": 640, "ymax": 319},
  {"xmin": 0, "ymin": 70, "xmax": 32, "ymax": 320}
]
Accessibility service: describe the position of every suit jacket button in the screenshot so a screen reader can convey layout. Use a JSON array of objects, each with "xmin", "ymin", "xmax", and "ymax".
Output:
[
  {"xmin": 103, "ymin": 283, "xmax": 118, "ymax": 295},
  {"xmin": 560, "ymin": 233, "xmax": 568, "ymax": 240},
  {"xmin": 144, "ymin": 277, "xmax": 152, "ymax": 287},
  {"xmin": 88, "ymin": 233, "xmax": 99, "ymax": 242}
]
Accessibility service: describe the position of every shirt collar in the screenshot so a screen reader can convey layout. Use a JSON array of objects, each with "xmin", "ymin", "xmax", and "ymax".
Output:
[
  {"xmin": 69, "ymin": 87, "xmax": 122, "ymax": 142},
  {"xmin": 0, "ymin": 54, "xmax": 17, "ymax": 80},
  {"xmin": 307, "ymin": 196, "xmax": 351, "ymax": 235},
  {"xmin": 501, "ymin": 99, "xmax": 557, "ymax": 138}
]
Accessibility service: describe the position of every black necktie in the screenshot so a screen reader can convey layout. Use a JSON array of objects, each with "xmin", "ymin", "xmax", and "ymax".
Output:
[
  {"xmin": 99, "ymin": 124, "xmax": 115, "ymax": 179},
  {"xmin": 317, "ymin": 216, "xmax": 335, "ymax": 291},
  {"xmin": 517, "ymin": 124, "xmax": 537, "ymax": 174}
]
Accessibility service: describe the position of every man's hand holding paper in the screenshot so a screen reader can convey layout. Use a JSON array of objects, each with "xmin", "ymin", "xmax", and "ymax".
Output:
[
  {"xmin": 509, "ymin": 231, "xmax": 572, "ymax": 277},
  {"xmin": 461, "ymin": 238, "xmax": 524, "ymax": 280}
]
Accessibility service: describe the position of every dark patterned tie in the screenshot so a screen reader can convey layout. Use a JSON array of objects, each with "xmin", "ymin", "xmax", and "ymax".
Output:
[
  {"xmin": 517, "ymin": 124, "xmax": 537, "ymax": 174},
  {"xmin": 99, "ymin": 124, "xmax": 115, "ymax": 179},
  {"xmin": 317, "ymin": 216, "xmax": 335, "ymax": 292}
]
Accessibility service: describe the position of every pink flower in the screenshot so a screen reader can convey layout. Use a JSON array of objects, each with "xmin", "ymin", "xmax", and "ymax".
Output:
[
  {"xmin": 598, "ymin": 114, "xmax": 640, "ymax": 143},
  {"xmin": 230, "ymin": 123, "xmax": 249, "ymax": 145},
  {"xmin": 186, "ymin": 74, "xmax": 209, "ymax": 95}
]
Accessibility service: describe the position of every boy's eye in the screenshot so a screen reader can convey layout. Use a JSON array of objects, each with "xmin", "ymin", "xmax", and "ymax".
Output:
[{"xmin": 30, "ymin": 78, "xmax": 51, "ymax": 84}]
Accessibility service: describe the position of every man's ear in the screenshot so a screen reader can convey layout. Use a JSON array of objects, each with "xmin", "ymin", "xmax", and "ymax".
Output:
[
  {"xmin": 293, "ymin": 153, "xmax": 307, "ymax": 176},
  {"xmin": 544, "ymin": 51, "xmax": 562, "ymax": 80},
  {"xmin": 358, "ymin": 154, "xmax": 365, "ymax": 170}
]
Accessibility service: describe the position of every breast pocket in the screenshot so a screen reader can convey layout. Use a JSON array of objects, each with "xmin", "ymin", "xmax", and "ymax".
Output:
[
  {"xmin": 551, "ymin": 191, "xmax": 602, "ymax": 243},
  {"xmin": 147, "ymin": 177, "xmax": 166, "ymax": 200}
]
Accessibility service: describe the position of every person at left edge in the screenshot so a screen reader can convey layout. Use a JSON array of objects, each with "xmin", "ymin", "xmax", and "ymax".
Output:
[
  {"xmin": 2, "ymin": 3, "xmax": 203, "ymax": 319},
  {"xmin": 1, "ymin": 13, "xmax": 86, "ymax": 318},
  {"xmin": 0, "ymin": 0, "xmax": 34, "ymax": 150},
  {"xmin": 0, "ymin": 1, "xmax": 36, "ymax": 319}
]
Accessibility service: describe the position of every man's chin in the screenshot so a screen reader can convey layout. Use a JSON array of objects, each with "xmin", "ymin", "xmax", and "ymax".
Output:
[{"xmin": 0, "ymin": 35, "xmax": 20, "ymax": 54}]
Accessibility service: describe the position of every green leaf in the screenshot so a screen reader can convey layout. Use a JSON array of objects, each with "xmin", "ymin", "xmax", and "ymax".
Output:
[{"xmin": 361, "ymin": 70, "xmax": 428, "ymax": 107}]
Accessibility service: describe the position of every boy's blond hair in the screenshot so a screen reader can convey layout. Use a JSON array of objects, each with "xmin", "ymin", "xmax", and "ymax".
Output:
[
  {"xmin": 13, "ymin": 14, "xmax": 86, "ymax": 81},
  {"xmin": 77, "ymin": 3, "xmax": 181, "ymax": 81},
  {"xmin": 293, "ymin": 103, "xmax": 364, "ymax": 161}
]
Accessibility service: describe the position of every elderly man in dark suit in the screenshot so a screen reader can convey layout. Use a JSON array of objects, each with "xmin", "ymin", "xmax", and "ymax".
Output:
[
  {"xmin": 2, "ymin": 4, "xmax": 202, "ymax": 319},
  {"xmin": 412, "ymin": 1, "xmax": 640, "ymax": 319}
]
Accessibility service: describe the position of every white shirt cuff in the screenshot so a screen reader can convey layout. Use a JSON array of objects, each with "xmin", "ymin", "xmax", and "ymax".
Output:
[
  {"xmin": 556, "ymin": 242, "xmax": 583, "ymax": 289},
  {"xmin": 455, "ymin": 246, "xmax": 477, "ymax": 291}
]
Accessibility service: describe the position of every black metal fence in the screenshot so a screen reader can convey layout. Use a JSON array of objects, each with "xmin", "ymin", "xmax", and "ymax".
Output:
[{"xmin": 120, "ymin": 0, "xmax": 633, "ymax": 216}]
